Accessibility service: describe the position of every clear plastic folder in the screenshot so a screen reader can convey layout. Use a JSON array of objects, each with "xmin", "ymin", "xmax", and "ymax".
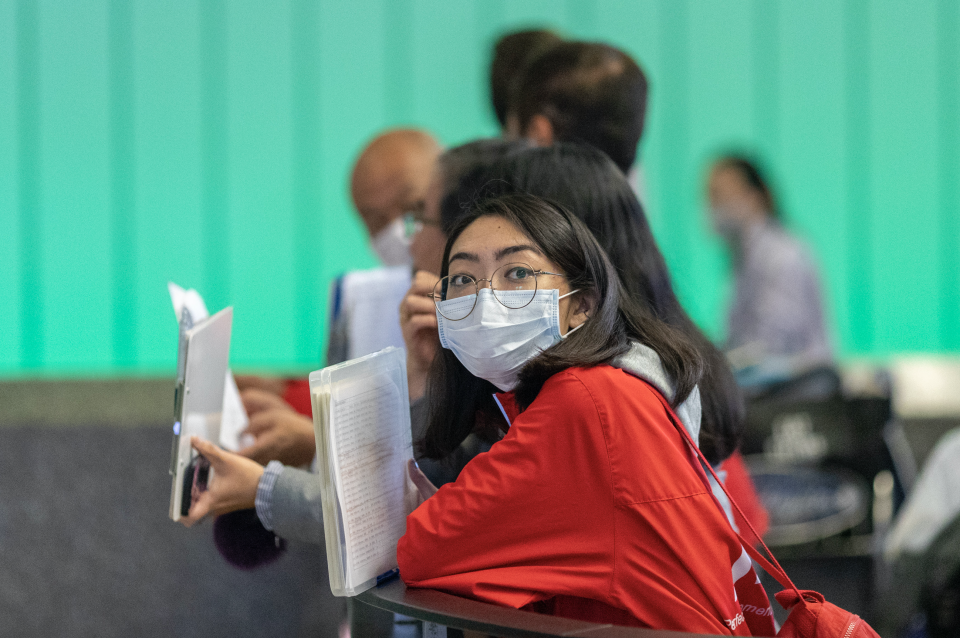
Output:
[
  {"xmin": 168, "ymin": 306, "xmax": 233, "ymax": 522},
  {"xmin": 309, "ymin": 346, "xmax": 418, "ymax": 596}
]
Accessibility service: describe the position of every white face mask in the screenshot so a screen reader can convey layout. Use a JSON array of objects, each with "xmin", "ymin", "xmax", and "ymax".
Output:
[
  {"xmin": 709, "ymin": 207, "xmax": 742, "ymax": 240},
  {"xmin": 436, "ymin": 287, "xmax": 582, "ymax": 392},
  {"xmin": 370, "ymin": 216, "xmax": 412, "ymax": 267}
]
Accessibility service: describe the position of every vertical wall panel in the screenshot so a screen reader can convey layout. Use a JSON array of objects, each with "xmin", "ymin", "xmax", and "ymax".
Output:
[
  {"xmin": 108, "ymin": 0, "xmax": 136, "ymax": 368},
  {"xmin": 0, "ymin": 0, "xmax": 21, "ymax": 370},
  {"xmin": 843, "ymin": 0, "xmax": 873, "ymax": 353},
  {"xmin": 132, "ymin": 0, "xmax": 203, "ymax": 369},
  {"xmin": 563, "ymin": 0, "xmax": 597, "ymax": 37},
  {"xmin": 224, "ymin": 0, "xmax": 296, "ymax": 368},
  {"xmin": 778, "ymin": 1, "xmax": 847, "ymax": 354},
  {"xmin": 682, "ymin": 1, "xmax": 753, "ymax": 337},
  {"xmin": 655, "ymin": 0, "xmax": 693, "ymax": 324},
  {"xmin": 199, "ymin": 0, "xmax": 229, "ymax": 311},
  {"xmin": 869, "ymin": 1, "xmax": 940, "ymax": 354},
  {"xmin": 37, "ymin": 0, "xmax": 113, "ymax": 370},
  {"xmin": 937, "ymin": 0, "xmax": 960, "ymax": 351},
  {"xmin": 410, "ymin": 0, "xmax": 488, "ymax": 145},
  {"xmin": 16, "ymin": 0, "xmax": 41, "ymax": 370},
  {"xmin": 502, "ymin": 0, "xmax": 564, "ymax": 26},
  {"xmin": 291, "ymin": 0, "xmax": 325, "ymax": 366},
  {"xmin": 313, "ymin": 0, "xmax": 386, "ymax": 367},
  {"xmin": 2, "ymin": 0, "xmax": 959, "ymax": 375},
  {"xmin": 598, "ymin": 1, "xmax": 661, "ymax": 226},
  {"xmin": 383, "ymin": 0, "xmax": 414, "ymax": 126},
  {"xmin": 472, "ymin": 0, "xmax": 510, "ymax": 132},
  {"xmin": 751, "ymin": 0, "xmax": 780, "ymax": 160}
]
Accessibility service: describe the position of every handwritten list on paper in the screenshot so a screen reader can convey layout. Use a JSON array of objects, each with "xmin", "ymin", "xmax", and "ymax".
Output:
[{"xmin": 331, "ymin": 373, "xmax": 407, "ymax": 588}]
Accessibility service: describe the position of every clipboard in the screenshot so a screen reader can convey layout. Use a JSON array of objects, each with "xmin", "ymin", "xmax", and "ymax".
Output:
[{"xmin": 169, "ymin": 306, "xmax": 234, "ymax": 521}]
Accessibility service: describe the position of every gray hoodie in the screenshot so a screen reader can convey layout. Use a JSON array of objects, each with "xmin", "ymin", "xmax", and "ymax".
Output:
[{"xmin": 611, "ymin": 341, "xmax": 702, "ymax": 446}]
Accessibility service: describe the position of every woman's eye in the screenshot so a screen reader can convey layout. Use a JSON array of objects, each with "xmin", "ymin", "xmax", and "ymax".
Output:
[
  {"xmin": 504, "ymin": 266, "xmax": 532, "ymax": 281},
  {"xmin": 449, "ymin": 274, "xmax": 475, "ymax": 287}
]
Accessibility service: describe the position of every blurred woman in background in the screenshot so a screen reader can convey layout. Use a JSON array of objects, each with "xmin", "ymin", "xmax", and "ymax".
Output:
[{"xmin": 706, "ymin": 155, "xmax": 832, "ymax": 378}]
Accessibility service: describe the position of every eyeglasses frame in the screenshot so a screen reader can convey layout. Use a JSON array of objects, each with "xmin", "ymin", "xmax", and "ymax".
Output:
[{"xmin": 428, "ymin": 262, "xmax": 566, "ymax": 321}]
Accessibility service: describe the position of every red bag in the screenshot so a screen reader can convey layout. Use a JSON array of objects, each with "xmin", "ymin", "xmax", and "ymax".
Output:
[{"xmin": 651, "ymin": 390, "xmax": 881, "ymax": 638}]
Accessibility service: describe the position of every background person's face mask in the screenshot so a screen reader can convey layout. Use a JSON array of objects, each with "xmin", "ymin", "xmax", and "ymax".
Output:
[
  {"xmin": 370, "ymin": 216, "xmax": 412, "ymax": 267},
  {"xmin": 436, "ymin": 287, "xmax": 580, "ymax": 391},
  {"xmin": 709, "ymin": 205, "xmax": 744, "ymax": 240}
]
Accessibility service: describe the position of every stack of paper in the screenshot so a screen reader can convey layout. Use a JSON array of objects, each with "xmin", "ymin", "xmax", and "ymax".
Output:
[{"xmin": 309, "ymin": 347, "xmax": 417, "ymax": 596}]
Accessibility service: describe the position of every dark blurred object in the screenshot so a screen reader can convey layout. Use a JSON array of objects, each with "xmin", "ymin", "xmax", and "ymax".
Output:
[
  {"xmin": 743, "ymin": 382, "xmax": 892, "ymax": 489},
  {"xmin": 884, "ymin": 417, "xmax": 960, "ymax": 494},
  {"xmin": 885, "ymin": 357, "xmax": 960, "ymax": 492},
  {"xmin": 748, "ymin": 463, "xmax": 869, "ymax": 547},
  {"xmin": 881, "ymin": 513, "xmax": 960, "ymax": 638},
  {"xmin": 741, "ymin": 369, "xmax": 894, "ymax": 625},
  {"xmin": 489, "ymin": 29, "xmax": 562, "ymax": 129},
  {"xmin": 921, "ymin": 514, "xmax": 960, "ymax": 638},
  {"xmin": 213, "ymin": 508, "xmax": 287, "ymax": 570},
  {"xmin": 742, "ymin": 365, "xmax": 841, "ymax": 403},
  {"xmin": 512, "ymin": 42, "xmax": 648, "ymax": 172},
  {"xmin": 0, "ymin": 423, "xmax": 343, "ymax": 637}
]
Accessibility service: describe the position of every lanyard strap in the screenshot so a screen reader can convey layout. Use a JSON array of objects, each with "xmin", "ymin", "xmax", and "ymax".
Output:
[{"xmin": 650, "ymin": 389, "xmax": 803, "ymax": 599}]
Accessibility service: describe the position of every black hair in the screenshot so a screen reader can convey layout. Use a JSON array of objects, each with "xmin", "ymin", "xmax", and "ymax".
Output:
[
  {"xmin": 512, "ymin": 41, "xmax": 648, "ymax": 173},
  {"xmin": 421, "ymin": 193, "xmax": 704, "ymax": 459},
  {"xmin": 438, "ymin": 143, "xmax": 744, "ymax": 464},
  {"xmin": 489, "ymin": 29, "xmax": 563, "ymax": 128},
  {"xmin": 714, "ymin": 155, "xmax": 777, "ymax": 218},
  {"xmin": 435, "ymin": 138, "xmax": 531, "ymax": 234}
]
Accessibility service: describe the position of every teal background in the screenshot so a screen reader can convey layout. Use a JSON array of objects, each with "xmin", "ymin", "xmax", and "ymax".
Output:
[{"xmin": 1, "ymin": 0, "xmax": 959, "ymax": 377}]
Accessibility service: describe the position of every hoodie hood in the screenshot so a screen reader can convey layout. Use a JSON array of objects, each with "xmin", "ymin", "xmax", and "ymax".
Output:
[{"xmin": 611, "ymin": 341, "xmax": 702, "ymax": 447}]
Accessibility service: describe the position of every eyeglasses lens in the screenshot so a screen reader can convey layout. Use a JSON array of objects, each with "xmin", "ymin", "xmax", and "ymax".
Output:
[
  {"xmin": 433, "ymin": 275, "xmax": 476, "ymax": 320},
  {"xmin": 492, "ymin": 263, "xmax": 538, "ymax": 308},
  {"xmin": 433, "ymin": 263, "xmax": 540, "ymax": 320}
]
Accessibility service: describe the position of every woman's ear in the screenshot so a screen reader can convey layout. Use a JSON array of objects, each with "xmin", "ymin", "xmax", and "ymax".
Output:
[{"xmin": 567, "ymin": 290, "xmax": 598, "ymax": 331}]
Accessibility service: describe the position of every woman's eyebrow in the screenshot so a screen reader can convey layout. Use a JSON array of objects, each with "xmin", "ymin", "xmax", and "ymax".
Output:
[
  {"xmin": 448, "ymin": 251, "xmax": 480, "ymax": 264},
  {"xmin": 495, "ymin": 244, "xmax": 542, "ymax": 261}
]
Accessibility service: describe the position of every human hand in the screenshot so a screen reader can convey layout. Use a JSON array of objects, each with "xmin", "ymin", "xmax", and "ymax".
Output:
[
  {"xmin": 238, "ymin": 409, "xmax": 316, "ymax": 467},
  {"xmin": 407, "ymin": 459, "xmax": 438, "ymax": 503},
  {"xmin": 400, "ymin": 270, "xmax": 441, "ymax": 400},
  {"xmin": 181, "ymin": 437, "xmax": 264, "ymax": 527},
  {"xmin": 234, "ymin": 374, "xmax": 287, "ymax": 396},
  {"xmin": 241, "ymin": 387, "xmax": 294, "ymax": 417}
]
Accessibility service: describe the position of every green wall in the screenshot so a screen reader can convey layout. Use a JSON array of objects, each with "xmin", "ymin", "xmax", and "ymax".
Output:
[{"xmin": 2, "ymin": 0, "xmax": 959, "ymax": 377}]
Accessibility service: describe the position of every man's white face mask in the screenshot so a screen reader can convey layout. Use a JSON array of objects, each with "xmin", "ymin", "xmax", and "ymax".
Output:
[{"xmin": 370, "ymin": 216, "xmax": 412, "ymax": 267}]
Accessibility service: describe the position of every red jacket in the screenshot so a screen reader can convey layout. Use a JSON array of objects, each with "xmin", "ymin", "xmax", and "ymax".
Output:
[{"xmin": 398, "ymin": 365, "xmax": 775, "ymax": 635}]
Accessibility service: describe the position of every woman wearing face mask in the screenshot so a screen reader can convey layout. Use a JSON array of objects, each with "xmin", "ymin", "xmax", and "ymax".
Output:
[
  {"xmin": 475, "ymin": 143, "xmax": 744, "ymax": 466},
  {"xmin": 404, "ymin": 143, "xmax": 768, "ymax": 538},
  {"xmin": 398, "ymin": 193, "xmax": 775, "ymax": 635}
]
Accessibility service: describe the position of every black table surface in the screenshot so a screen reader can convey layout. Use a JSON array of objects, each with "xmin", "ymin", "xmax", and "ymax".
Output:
[{"xmin": 355, "ymin": 578, "xmax": 727, "ymax": 638}]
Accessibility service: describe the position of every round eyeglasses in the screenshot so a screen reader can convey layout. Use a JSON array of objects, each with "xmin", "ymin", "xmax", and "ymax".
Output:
[{"xmin": 429, "ymin": 262, "xmax": 565, "ymax": 321}]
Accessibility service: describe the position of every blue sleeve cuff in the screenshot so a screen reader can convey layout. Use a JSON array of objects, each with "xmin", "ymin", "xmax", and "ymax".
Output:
[{"xmin": 255, "ymin": 461, "xmax": 285, "ymax": 531}]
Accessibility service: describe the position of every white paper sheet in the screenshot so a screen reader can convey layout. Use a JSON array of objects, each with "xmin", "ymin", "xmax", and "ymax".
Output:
[
  {"xmin": 330, "ymin": 373, "xmax": 408, "ymax": 588},
  {"xmin": 341, "ymin": 267, "xmax": 411, "ymax": 360},
  {"xmin": 168, "ymin": 282, "xmax": 249, "ymax": 451}
]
